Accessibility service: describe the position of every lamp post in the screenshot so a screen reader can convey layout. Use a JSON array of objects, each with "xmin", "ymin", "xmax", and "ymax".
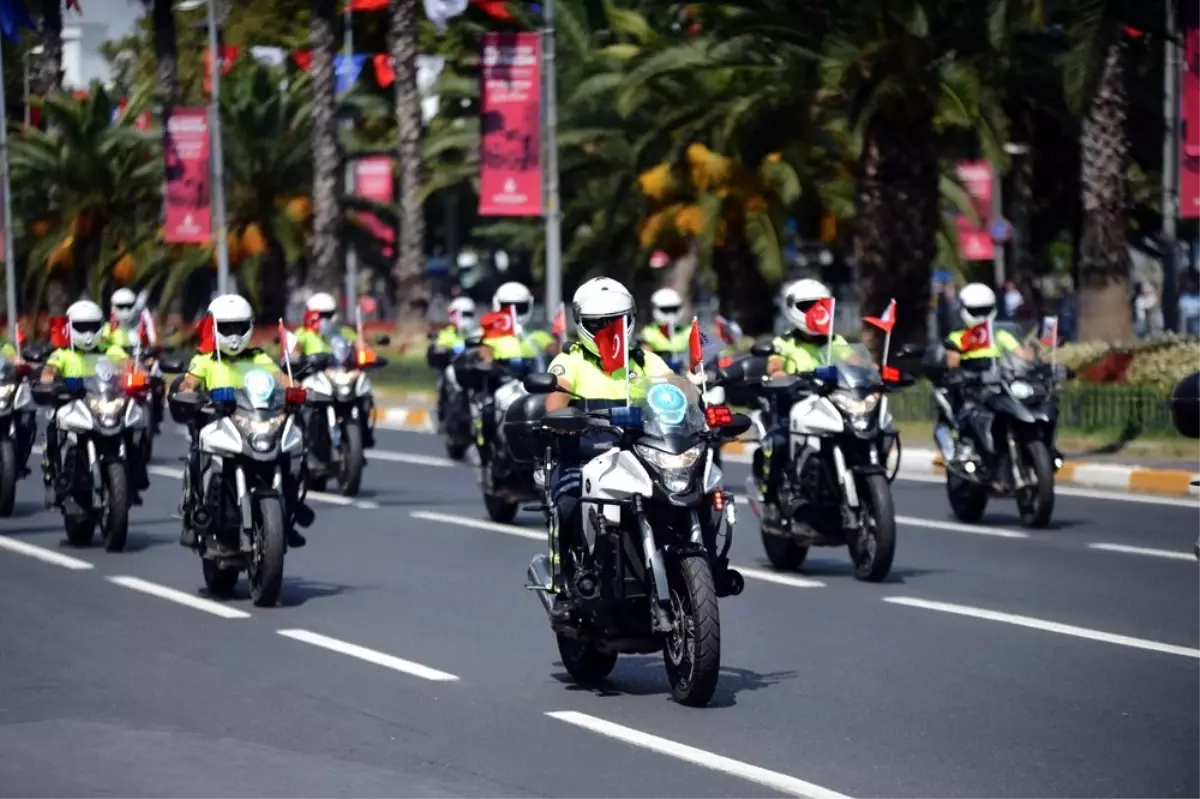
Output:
[
  {"xmin": 542, "ymin": 0, "xmax": 562, "ymax": 319},
  {"xmin": 178, "ymin": 0, "xmax": 230, "ymax": 296}
]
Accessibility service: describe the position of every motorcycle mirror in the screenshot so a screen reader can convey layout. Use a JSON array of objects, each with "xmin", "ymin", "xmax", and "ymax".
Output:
[
  {"xmin": 21, "ymin": 342, "xmax": 50, "ymax": 363},
  {"xmin": 750, "ymin": 340, "xmax": 775, "ymax": 358},
  {"xmin": 523, "ymin": 372, "xmax": 559, "ymax": 394},
  {"xmin": 158, "ymin": 357, "xmax": 187, "ymax": 374},
  {"xmin": 724, "ymin": 412, "xmax": 753, "ymax": 438},
  {"xmin": 375, "ymin": 335, "xmax": 391, "ymax": 346}
]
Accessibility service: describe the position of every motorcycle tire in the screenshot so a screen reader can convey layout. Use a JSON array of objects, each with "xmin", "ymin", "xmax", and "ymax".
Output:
[
  {"xmin": 761, "ymin": 525, "xmax": 808, "ymax": 571},
  {"xmin": 248, "ymin": 496, "xmax": 286, "ymax": 607},
  {"xmin": 663, "ymin": 553, "xmax": 721, "ymax": 707},
  {"xmin": 946, "ymin": 473, "xmax": 988, "ymax": 523},
  {"xmin": 338, "ymin": 423, "xmax": 364, "ymax": 497},
  {"xmin": 64, "ymin": 511, "xmax": 96, "ymax": 547},
  {"xmin": 202, "ymin": 559, "xmax": 239, "ymax": 598},
  {"xmin": 556, "ymin": 634, "xmax": 618, "ymax": 683},
  {"xmin": 101, "ymin": 461, "xmax": 129, "ymax": 553},
  {"xmin": 0, "ymin": 438, "xmax": 17, "ymax": 517},
  {"xmin": 445, "ymin": 438, "xmax": 470, "ymax": 461},
  {"xmin": 484, "ymin": 492, "xmax": 518, "ymax": 524},
  {"xmin": 1017, "ymin": 440, "xmax": 1055, "ymax": 529},
  {"xmin": 849, "ymin": 473, "xmax": 896, "ymax": 582}
]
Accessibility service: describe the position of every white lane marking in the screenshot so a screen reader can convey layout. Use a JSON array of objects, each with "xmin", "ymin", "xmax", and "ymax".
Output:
[
  {"xmin": 370, "ymin": 450, "xmax": 455, "ymax": 468},
  {"xmin": 148, "ymin": 466, "xmax": 377, "ymax": 509},
  {"xmin": 890, "ymin": 471, "xmax": 1200, "ymax": 507},
  {"xmin": 106, "ymin": 575, "xmax": 252, "ymax": 619},
  {"xmin": 883, "ymin": 596, "xmax": 1200, "ymax": 659},
  {"xmin": 895, "ymin": 515, "xmax": 1029, "ymax": 539},
  {"xmin": 277, "ymin": 628, "xmax": 459, "ymax": 681},
  {"xmin": 546, "ymin": 711, "xmax": 850, "ymax": 799},
  {"xmin": 411, "ymin": 511, "xmax": 826, "ymax": 587},
  {"xmin": 1087, "ymin": 542, "xmax": 1197, "ymax": 562},
  {"xmin": 0, "ymin": 536, "xmax": 95, "ymax": 570}
]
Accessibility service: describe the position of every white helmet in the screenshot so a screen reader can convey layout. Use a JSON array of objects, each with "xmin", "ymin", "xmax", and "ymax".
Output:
[
  {"xmin": 208, "ymin": 294, "xmax": 254, "ymax": 356},
  {"xmin": 493, "ymin": 281, "xmax": 534, "ymax": 327},
  {"xmin": 66, "ymin": 300, "xmax": 104, "ymax": 352},
  {"xmin": 572, "ymin": 278, "xmax": 634, "ymax": 358},
  {"xmin": 650, "ymin": 287, "xmax": 683, "ymax": 328},
  {"xmin": 306, "ymin": 291, "xmax": 338, "ymax": 336},
  {"xmin": 447, "ymin": 296, "xmax": 477, "ymax": 333},
  {"xmin": 959, "ymin": 282, "xmax": 997, "ymax": 327},
  {"xmin": 782, "ymin": 278, "xmax": 833, "ymax": 336},
  {"xmin": 110, "ymin": 288, "xmax": 138, "ymax": 327}
]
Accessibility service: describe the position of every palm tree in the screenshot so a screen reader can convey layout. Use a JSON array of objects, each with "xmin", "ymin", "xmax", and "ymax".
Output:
[
  {"xmin": 309, "ymin": 0, "xmax": 341, "ymax": 293},
  {"xmin": 389, "ymin": 0, "xmax": 427, "ymax": 342},
  {"xmin": 9, "ymin": 86, "xmax": 168, "ymax": 311}
]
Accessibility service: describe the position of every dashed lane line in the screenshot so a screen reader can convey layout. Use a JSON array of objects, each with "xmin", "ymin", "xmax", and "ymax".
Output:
[
  {"xmin": 0, "ymin": 536, "xmax": 95, "ymax": 570},
  {"xmin": 277, "ymin": 628, "xmax": 460, "ymax": 681},
  {"xmin": 106, "ymin": 575, "xmax": 252, "ymax": 619}
]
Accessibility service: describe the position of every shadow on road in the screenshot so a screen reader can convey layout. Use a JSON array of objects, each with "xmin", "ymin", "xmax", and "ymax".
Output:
[{"xmin": 553, "ymin": 657, "xmax": 797, "ymax": 708}]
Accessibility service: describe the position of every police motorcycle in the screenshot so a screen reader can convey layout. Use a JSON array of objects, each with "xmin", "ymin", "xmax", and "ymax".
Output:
[
  {"xmin": 521, "ymin": 374, "xmax": 750, "ymax": 707},
  {"xmin": 0, "ymin": 357, "xmax": 37, "ymax": 516},
  {"xmin": 923, "ymin": 341, "xmax": 1070, "ymax": 529},
  {"xmin": 459, "ymin": 345, "xmax": 549, "ymax": 523},
  {"xmin": 1167, "ymin": 372, "xmax": 1199, "ymax": 560},
  {"xmin": 737, "ymin": 343, "xmax": 911, "ymax": 582},
  {"xmin": 426, "ymin": 339, "xmax": 473, "ymax": 461},
  {"xmin": 166, "ymin": 367, "xmax": 310, "ymax": 607},
  {"xmin": 296, "ymin": 336, "xmax": 388, "ymax": 496},
  {"xmin": 30, "ymin": 358, "xmax": 150, "ymax": 551}
]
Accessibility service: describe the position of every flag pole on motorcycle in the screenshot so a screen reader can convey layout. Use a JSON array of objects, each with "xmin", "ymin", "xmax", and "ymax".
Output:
[
  {"xmin": 623, "ymin": 315, "xmax": 631, "ymax": 406},
  {"xmin": 1040, "ymin": 315, "xmax": 1059, "ymax": 372},
  {"xmin": 354, "ymin": 302, "xmax": 366, "ymax": 363},
  {"xmin": 865, "ymin": 299, "xmax": 897, "ymax": 368},
  {"xmin": 277, "ymin": 319, "xmax": 294, "ymax": 383},
  {"xmin": 688, "ymin": 318, "xmax": 706, "ymax": 395}
]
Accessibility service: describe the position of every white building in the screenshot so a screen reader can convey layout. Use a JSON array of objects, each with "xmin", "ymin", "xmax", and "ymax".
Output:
[{"xmin": 60, "ymin": 3, "xmax": 142, "ymax": 90}]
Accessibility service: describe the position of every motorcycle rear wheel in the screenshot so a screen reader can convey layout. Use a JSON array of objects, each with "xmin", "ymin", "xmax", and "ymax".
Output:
[{"xmin": 0, "ymin": 438, "xmax": 17, "ymax": 517}]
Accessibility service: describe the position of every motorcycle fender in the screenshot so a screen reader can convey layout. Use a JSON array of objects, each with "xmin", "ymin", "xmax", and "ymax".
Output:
[
  {"xmin": 879, "ymin": 397, "xmax": 894, "ymax": 429},
  {"xmin": 124, "ymin": 400, "xmax": 145, "ymax": 429},
  {"xmin": 236, "ymin": 466, "xmax": 252, "ymax": 532},
  {"xmin": 791, "ymin": 395, "xmax": 844, "ymax": 436},
  {"xmin": 831, "ymin": 443, "xmax": 859, "ymax": 508},
  {"xmin": 749, "ymin": 408, "xmax": 768, "ymax": 442},
  {"xmin": 12, "ymin": 383, "xmax": 31, "ymax": 411},
  {"xmin": 356, "ymin": 373, "xmax": 372, "ymax": 397},
  {"xmin": 201, "ymin": 418, "xmax": 244, "ymax": 457},
  {"xmin": 988, "ymin": 392, "xmax": 1037, "ymax": 424},
  {"xmin": 281, "ymin": 416, "xmax": 303, "ymax": 455},
  {"xmin": 582, "ymin": 448, "xmax": 653, "ymax": 516},
  {"xmin": 349, "ymin": 405, "xmax": 359, "ymax": 421},
  {"xmin": 327, "ymin": 405, "xmax": 341, "ymax": 448},
  {"xmin": 87, "ymin": 438, "xmax": 102, "ymax": 506},
  {"xmin": 58, "ymin": 401, "xmax": 94, "ymax": 433},
  {"xmin": 639, "ymin": 514, "xmax": 671, "ymax": 606},
  {"xmin": 852, "ymin": 463, "xmax": 887, "ymax": 477},
  {"xmin": 703, "ymin": 452, "xmax": 723, "ymax": 495}
]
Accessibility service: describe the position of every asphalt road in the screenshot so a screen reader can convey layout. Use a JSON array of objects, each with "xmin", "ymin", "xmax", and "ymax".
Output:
[{"xmin": 1, "ymin": 422, "xmax": 1197, "ymax": 798}]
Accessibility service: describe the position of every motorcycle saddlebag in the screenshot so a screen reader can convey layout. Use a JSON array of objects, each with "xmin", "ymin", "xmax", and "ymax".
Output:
[
  {"xmin": 1170, "ymin": 371, "xmax": 1200, "ymax": 439},
  {"xmin": 501, "ymin": 393, "xmax": 549, "ymax": 463}
]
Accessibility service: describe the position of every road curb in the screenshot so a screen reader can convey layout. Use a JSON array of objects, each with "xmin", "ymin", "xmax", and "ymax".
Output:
[{"xmin": 373, "ymin": 406, "xmax": 1198, "ymax": 498}]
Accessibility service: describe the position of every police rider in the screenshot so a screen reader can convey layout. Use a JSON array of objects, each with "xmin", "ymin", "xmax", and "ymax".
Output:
[
  {"xmin": 479, "ymin": 282, "xmax": 553, "ymax": 362},
  {"xmin": 174, "ymin": 294, "xmax": 312, "ymax": 549},
  {"xmin": 637, "ymin": 287, "xmax": 690, "ymax": 363}
]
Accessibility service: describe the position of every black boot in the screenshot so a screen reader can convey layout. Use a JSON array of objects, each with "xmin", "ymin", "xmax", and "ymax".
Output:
[{"xmin": 287, "ymin": 527, "xmax": 307, "ymax": 548}]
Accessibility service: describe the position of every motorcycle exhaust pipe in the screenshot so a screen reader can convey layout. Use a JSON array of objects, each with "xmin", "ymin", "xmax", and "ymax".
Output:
[{"xmin": 526, "ymin": 554, "xmax": 554, "ymax": 617}]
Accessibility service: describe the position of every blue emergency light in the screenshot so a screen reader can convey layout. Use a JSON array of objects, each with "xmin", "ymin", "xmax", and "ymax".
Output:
[
  {"xmin": 63, "ymin": 377, "xmax": 84, "ymax": 391},
  {"xmin": 813, "ymin": 365, "xmax": 839, "ymax": 383},
  {"xmin": 210, "ymin": 387, "xmax": 237, "ymax": 404},
  {"xmin": 610, "ymin": 406, "xmax": 643, "ymax": 427}
]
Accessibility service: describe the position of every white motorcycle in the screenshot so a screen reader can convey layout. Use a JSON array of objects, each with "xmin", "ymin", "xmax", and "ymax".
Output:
[{"xmin": 745, "ymin": 344, "xmax": 910, "ymax": 582}]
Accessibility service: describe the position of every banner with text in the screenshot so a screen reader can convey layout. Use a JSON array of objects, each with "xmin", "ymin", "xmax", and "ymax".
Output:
[
  {"xmin": 955, "ymin": 161, "xmax": 995, "ymax": 261},
  {"xmin": 162, "ymin": 108, "xmax": 212, "ymax": 244},
  {"xmin": 355, "ymin": 157, "xmax": 395, "ymax": 258},
  {"xmin": 1181, "ymin": 27, "xmax": 1199, "ymax": 219},
  {"xmin": 478, "ymin": 32, "xmax": 542, "ymax": 217}
]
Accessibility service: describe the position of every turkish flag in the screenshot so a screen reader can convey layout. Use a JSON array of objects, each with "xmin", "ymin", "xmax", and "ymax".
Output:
[
  {"xmin": 688, "ymin": 318, "xmax": 703, "ymax": 371},
  {"xmin": 195, "ymin": 315, "xmax": 215, "ymax": 354},
  {"xmin": 292, "ymin": 50, "xmax": 313, "ymax": 71},
  {"xmin": 550, "ymin": 304, "xmax": 566, "ymax": 339},
  {"xmin": 303, "ymin": 309, "xmax": 322, "ymax": 332},
  {"xmin": 49, "ymin": 316, "xmax": 70, "ymax": 349},
  {"xmin": 373, "ymin": 54, "xmax": 395, "ymax": 86},
  {"xmin": 961, "ymin": 321, "xmax": 992, "ymax": 353},
  {"xmin": 864, "ymin": 298, "xmax": 897, "ymax": 335},
  {"xmin": 348, "ymin": 0, "xmax": 388, "ymax": 9},
  {"xmin": 480, "ymin": 310, "xmax": 513, "ymax": 339},
  {"xmin": 1039, "ymin": 316, "xmax": 1059, "ymax": 348},
  {"xmin": 472, "ymin": 0, "xmax": 515, "ymax": 20},
  {"xmin": 804, "ymin": 297, "xmax": 834, "ymax": 336},
  {"xmin": 593, "ymin": 318, "xmax": 627, "ymax": 375}
]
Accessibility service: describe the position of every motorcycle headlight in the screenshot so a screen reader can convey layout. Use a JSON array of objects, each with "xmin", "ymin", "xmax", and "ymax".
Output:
[
  {"xmin": 634, "ymin": 442, "xmax": 704, "ymax": 471},
  {"xmin": 1009, "ymin": 380, "xmax": 1034, "ymax": 400},
  {"xmin": 332, "ymin": 369, "xmax": 357, "ymax": 387},
  {"xmin": 831, "ymin": 391, "xmax": 880, "ymax": 415},
  {"xmin": 233, "ymin": 414, "xmax": 284, "ymax": 447},
  {"xmin": 250, "ymin": 433, "xmax": 276, "ymax": 452},
  {"xmin": 88, "ymin": 397, "xmax": 125, "ymax": 427}
]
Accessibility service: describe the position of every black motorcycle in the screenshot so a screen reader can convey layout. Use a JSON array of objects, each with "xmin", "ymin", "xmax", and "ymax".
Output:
[
  {"xmin": 0, "ymin": 358, "xmax": 37, "ymax": 516},
  {"xmin": 928, "ymin": 346, "xmax": 1070, "ymax": 529},
  {"xmin": 427, "ymin": 342, "xmax": 473, "ymax": 461},
  {"xmin": 520, "ymin": 373, "xmax": 750, "ymax": 707}
]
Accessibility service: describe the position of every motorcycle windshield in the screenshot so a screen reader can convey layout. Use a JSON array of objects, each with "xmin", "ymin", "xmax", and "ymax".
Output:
[
  {"xmin": 628, "ymin": 376, "xmax": 705, "ymax": 440},
  {"xmin": 83, "ymin": 359, "xmax": 123, "ymax": 399},
  {"xmin": 237, "ymin": 368, "xmax": 283, "ymax": 414},
  {"xmin": 829, "ymin": 344, "xmax": 884, "ymax": 395},
  {"xmin": 330, "ymin": 336, "xmax": 354, "ymax": 367}
]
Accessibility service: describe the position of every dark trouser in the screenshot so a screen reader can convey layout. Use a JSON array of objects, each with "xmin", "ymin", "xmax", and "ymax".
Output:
[
  {"xmin": 42, "ymin": 419, "xmax": 63, "ymax": 497},
  {"xmin": 549, "ymin": 464, "xmax": 582, "ymax": 592},
  {"xmin": 754, "ymin": 425, "xmax": 789, "ymax": 503}
]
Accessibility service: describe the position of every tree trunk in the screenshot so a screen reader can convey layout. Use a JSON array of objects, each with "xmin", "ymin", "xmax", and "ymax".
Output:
[
  {"xmin": 150, "ymin": 0, "xmax": 179, "ymax": 112},
  {"xmin": 1077, "ymin": 37, "xmax": 1134, "ymax": 342},
  {"xmin": 854, "ymin": 116, "xmax": 939, "ymax": 351},
  {"xmin": 309, "ymin": 0, "xmax": 342, "ymax": 294},
  {"xmin": 390, "ymin": 0, "xmax": 428, "ymax": 346}
]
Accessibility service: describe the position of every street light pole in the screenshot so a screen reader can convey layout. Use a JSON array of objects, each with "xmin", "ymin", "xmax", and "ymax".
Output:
[
  {"xmin": 343, "ymin": 3, "xmax": 358, "ymax": 317},
  {"xmin": 542, "ymin": 0, "xmax": 562, "ymax": 318},
  {"xmin": 206, "ymin": 0, "xmax": 230, "ymax": 296},
  {"xmin": 0, "ymin": 34, "xmax": 18, "ymax": 346},
  {"xmin": 1161, "ymin": 0, "xmax": 1180, "ymax": 331}
]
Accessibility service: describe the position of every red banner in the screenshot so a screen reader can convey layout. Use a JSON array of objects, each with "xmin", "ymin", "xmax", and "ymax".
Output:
[
  {"xmin": 1181, "ymin": 27, "xmax": 1199, "ymax": 220},
  {"xmin": 955, "ymin": 161, "xmax": 995, "ymax": 261},
  {"xmin": 478, "ymin": 32, "xmax": 542, "ymax": 217},
  {"xmin": 355, "ymin": 157, "xmax": 395, "ymax": 257},
  {"xmin": 162, "ymin": 108, "xmax": 212, "ymax": 244}
]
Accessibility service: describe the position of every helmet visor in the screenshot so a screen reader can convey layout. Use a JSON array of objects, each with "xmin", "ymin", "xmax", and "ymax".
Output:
[
  {"xmin": 656, "ymin": 304, "xmax": 681, "ymax": 316},
  {"xmin": 963, "ymin": 303, "xmax": 994, "ymax": 319},
  {"xmin": 503, "ymin": 301, "xmax": 531, "ymax": 318},
  {"xmin": 216, "ymin": 320, "xmax": 252, "ymax": 337},
  {"xmin": 791, "ymin": 299, "xmax": 821, "ymax": 314},
  {"xmin": 71, "ymin": 320, "xmax": 103, "ymax": 335},
  {"xmin": 580, "ymin": 314, "xmax": 626, "ymax": 337}
]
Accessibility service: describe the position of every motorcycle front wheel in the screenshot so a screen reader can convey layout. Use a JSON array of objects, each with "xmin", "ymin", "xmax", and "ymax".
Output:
[
  {"xmin": 849, "ymin": 473, "xmax": 896, "ymax": 582},
  {"xmin": 100, "ymin": 461, "xmax": 129, "ymax": 552},
  {"xmin": 248, "ymin": 496, "xmax": 286, "ymax": 607},
  {"xmin": 1016, "ymin": 440, "xmax": 1055, "ymax": 528},
  {"xmin": 663, "ymin": 553, "xmax": 721, "ymax": 707},
  {"xmin": 338, "ymin": 423, "xmax": 364, "ymax": 496},
  {"xmin": 0, "ymin": 438, "xmax": 16, "ymax": 517}
]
